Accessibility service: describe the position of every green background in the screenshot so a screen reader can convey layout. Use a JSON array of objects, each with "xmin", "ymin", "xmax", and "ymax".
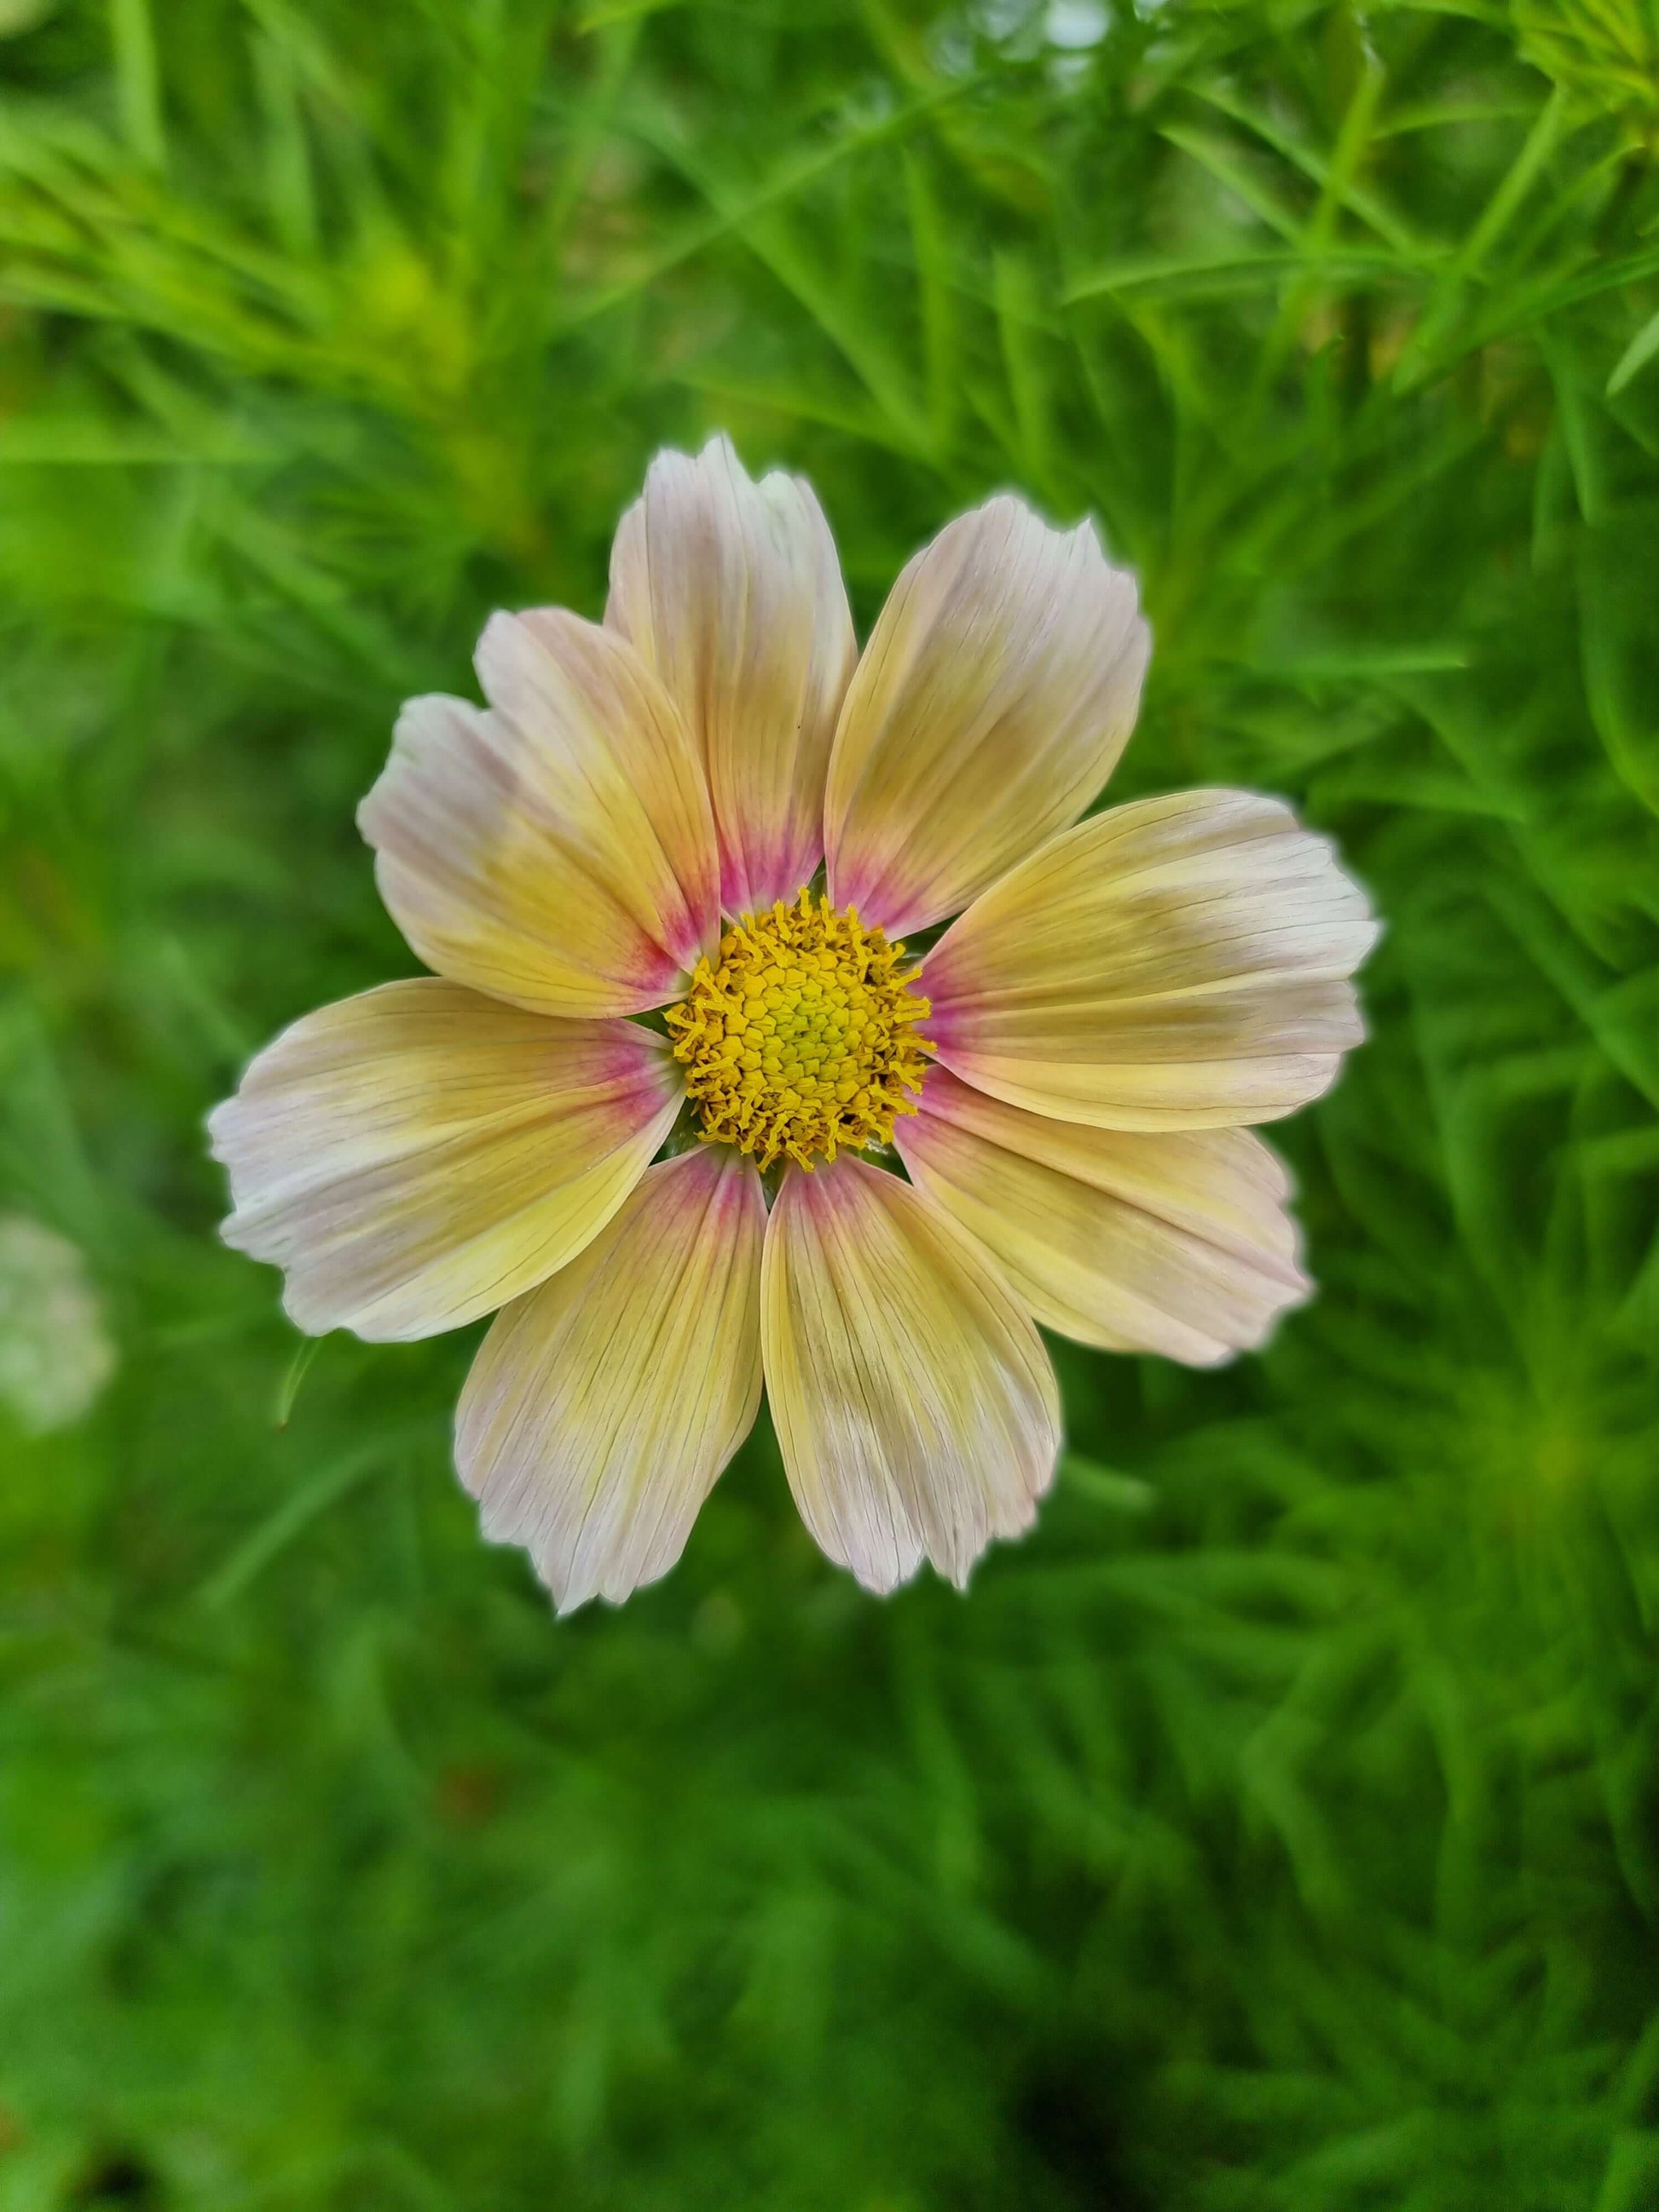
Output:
[{"xmin": 3, "ymin": 1, "xmax": 1659, "ymax": 2205}]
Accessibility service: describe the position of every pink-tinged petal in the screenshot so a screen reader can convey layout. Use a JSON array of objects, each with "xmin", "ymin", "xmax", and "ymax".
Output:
[
  {"xmin": 924, "ymin": 789, "xmax": 1379, "ymax": 1129},
  {"xmin": 208, "ymin": 980, "xmax": 680, "ymax": 1342},
  {"xmin": 359, "ymin": 612, "xmax": 719, "ymax": 1019},
  {"xmin": 895, "ymin": 1067, "xmax": 1309, "ymax": 1366},
  {"xmin": 455, "ymin": 1146, "xmax": 765, "ymax": 1613},
  {"xmin": 606, "ymin": 435, "xmax": 857, "ymax": 915},
  {"xmin": 760, "ymin": 1156, "xmax": 1060, "ymax": 1594},
  {"xmin": 824, "ymin": 494, "xmax": 1149, "ymax": 936}
]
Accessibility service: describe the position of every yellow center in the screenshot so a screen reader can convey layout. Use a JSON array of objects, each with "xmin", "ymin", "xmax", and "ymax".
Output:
[{"xmin": 666, "ymin": 889, "xmax": 934, "ymax": 1172}]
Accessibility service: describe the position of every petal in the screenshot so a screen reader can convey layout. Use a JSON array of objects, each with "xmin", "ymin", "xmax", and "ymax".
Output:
[
  {"xmin": 923, "ymin": 789, "xmax": 1379, "ymax": 1129},
  {"xmin": 208, "ymin": 980, "xmax": 681, "ymax": 1341},
  {"xmin": 359, "ymin": 611, "xmax": 720, "ymax": 1019},
  {"xmin": 894, "ymin": 1067, "xmax": 1309, "ymax": 1366},
  {"xmin": 455, "ymin": 1146, "xmax": 766, "ymax": 1613},
  {"xmin": 761, "ymin": 1156, "xmax": 1060, "ymax": 1594},
  {"xmin": 606, "ymin": 435, "xmax": 857, "ymax": 915},
  {"xmin": 824, "ymin": 494, "xmax": 1149, "ymax": 936}
]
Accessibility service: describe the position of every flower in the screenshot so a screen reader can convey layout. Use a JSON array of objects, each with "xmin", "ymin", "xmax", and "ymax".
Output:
[
  {"xmin": 209, "ymin": 436, "xmax": 1377, "ymax": 1608},
  {"xmin": 0, "ymin": 1215, "xmax": 116, "ymax": 1435}
]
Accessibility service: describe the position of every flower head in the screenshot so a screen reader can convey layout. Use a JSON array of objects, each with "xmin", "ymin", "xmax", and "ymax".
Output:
[
  {"xmin": 667, "ymin": 890, "xmax": 933, "ymax": 1171},
  {"xmin": 209, "ymin": 435, "xmax": 1377, "ymax": 1608}
]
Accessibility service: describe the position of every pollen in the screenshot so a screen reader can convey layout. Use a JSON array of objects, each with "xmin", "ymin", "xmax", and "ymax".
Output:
[{"xmin": 666, "ymin": 889, "xmax": 934, "ymax": 1172}]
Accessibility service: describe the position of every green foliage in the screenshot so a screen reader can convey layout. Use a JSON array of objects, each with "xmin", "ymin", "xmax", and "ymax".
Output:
[{"xmin": 3, "ymin": 0, "xmax": 1658, "ymax": 2205}]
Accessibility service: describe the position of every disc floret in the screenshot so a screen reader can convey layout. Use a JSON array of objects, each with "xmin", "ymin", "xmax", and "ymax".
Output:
[{"xmin": 667, "ymin": 890, "xmax": 934, "ymax": 1171}]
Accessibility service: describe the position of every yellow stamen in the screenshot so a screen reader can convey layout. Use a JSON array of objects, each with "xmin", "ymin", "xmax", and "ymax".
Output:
[{"xmin": 666, "ymin": 889, "xmax": 934, "ymax": 1172}]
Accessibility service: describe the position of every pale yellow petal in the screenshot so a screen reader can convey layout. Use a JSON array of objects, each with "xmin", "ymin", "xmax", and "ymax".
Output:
[
  {"xmin": 606, "ymin": 435, "xmax": 857, "ymax": 914},
  {"xmin": 824, "ymin": 494, "xmax": 1149, "ymax": 936},
  {"xmin": 207, "ymin": 980, "xmax": 680, "ymax": 1341},
  {"xmin": 359, "ymin": 611, "xmax": 719, "ymax": 1018},
  {"xmin": 760, "ymin": 1157, "xmax": 1060, "ymax": 1594},
  {"xmin": 895, "ymin": 1068, "xmax": 1309, "ymax": 1366},
  {"xmin": 923, "ymin": 789, "xmax": 1379, "ymax": 1129},
  {"xmin": 455, "ymin": 1146, "xmax": 766, "ymax": 1613}
]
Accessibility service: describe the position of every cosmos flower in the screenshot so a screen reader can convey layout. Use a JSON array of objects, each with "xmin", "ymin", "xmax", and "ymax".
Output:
[
  {"xmin": 209, "ymin": 436, "xmax": 1377, "ymax": 1608},
  {"xmin": 0, "ymin": 1215, "xmax": 117, "ymax": 1436}
]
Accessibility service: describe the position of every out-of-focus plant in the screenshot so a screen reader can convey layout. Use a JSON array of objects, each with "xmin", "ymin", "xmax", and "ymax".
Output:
[{"xmin": 1515, "ymin": 0, "xmax": 1659, "ymax": 136}]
